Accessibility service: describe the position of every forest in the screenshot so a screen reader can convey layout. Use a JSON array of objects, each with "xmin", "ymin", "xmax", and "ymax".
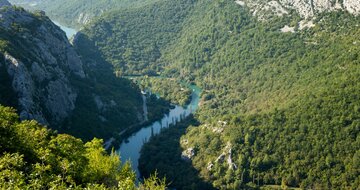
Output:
[
  {"xmin": 79, "ymin": 0, "xmax": 197, "ymax": 76},
  {"xmin": 1, "ymin": 0, "xmax": 359, "ymax": 189},
  {"xmin": 80, "ymin": 0, "xmax": 360, "ymax": 189},
  {"xmin": 0, "ymin": 105, "xmax": 166, "ymax": 189},
  {"xmin": 133, "ymin": 76, "xmax": 192, "ymax": 106}
]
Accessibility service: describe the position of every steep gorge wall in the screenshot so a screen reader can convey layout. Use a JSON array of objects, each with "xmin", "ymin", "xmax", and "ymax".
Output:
[
  {"xmin": 0, "ymin": 5, "xmax": 144, "ymax": 140},
  {"xmin": 0, "ymin": 6, "xmax": 84, "ymax": 125}
]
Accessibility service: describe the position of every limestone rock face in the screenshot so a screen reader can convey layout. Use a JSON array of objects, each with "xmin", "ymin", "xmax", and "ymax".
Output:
[
  {"xmin": 0, "ymin": 7, "xmax": 85, "ymax": 125},
  {"xmin": 344, "ymin": 0, "xmax": 360, "ymax": 15},
  {"xmin": 236, "ymin": 0, "xmax": 360, "ymax": 18}
]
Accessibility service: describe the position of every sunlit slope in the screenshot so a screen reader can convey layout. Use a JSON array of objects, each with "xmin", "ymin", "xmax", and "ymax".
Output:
[{"xmin": 76, "ymin": 0, "xmax": 359, "ymax": 188}]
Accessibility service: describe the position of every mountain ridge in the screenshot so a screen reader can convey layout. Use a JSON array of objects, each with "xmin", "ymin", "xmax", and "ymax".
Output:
[{"xmin": 236, "ymin": 0, "xmax": 360, "ymax": 19}]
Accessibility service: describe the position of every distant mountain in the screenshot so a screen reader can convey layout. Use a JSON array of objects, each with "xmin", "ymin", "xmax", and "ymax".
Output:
[
  {"xmin": 9, "ymin": 0, "xmax": 159, "ymax": 28},
  {"xmin": 0, "ymin": 6, "xmax": 145, "ymax": 141}
]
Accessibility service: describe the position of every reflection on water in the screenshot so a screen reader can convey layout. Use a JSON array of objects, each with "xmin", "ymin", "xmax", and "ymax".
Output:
[{"xmin": 118, "ymin": 85, "xmax": 201, "ymax": 179}]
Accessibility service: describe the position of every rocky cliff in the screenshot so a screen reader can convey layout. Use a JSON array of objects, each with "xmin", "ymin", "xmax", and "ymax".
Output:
[
  {"xmin": 235, "ymin": 0, "xmax": 360, "ymax": 19},
  {"xmin": 0, "ymin": 6, "xmax": 85, "ymax": 124},
  {"xmin": 0, "ymin": 6, "xmax": 144, "ymax": 140}
]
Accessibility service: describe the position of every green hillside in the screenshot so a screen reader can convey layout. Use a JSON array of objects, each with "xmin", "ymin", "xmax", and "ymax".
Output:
[
  {"xmin": 80, "ymin": 0, "xmax": 196, "ymax": 75},
  {"xmin": 78, "ymin": 0, "xmax": 360, "ymax": 189}
]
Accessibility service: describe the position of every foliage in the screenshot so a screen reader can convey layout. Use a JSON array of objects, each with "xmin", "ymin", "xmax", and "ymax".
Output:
[
  {"xmin": 139, "ymin": 117, "xmax": 215, "ymax": 190},
  {"xmin": 72, "ymin": 33, "xmax": 171, "ymax": 141},
  {"xmin": 6, "ymin": 0, "xmax": 360, "ymax": 189},
  {"xmin": 84, "ymin": 0, "xmax": 360, "ymax": 189},
  {"xmin": 80, "ymin": 0, "xmax": 196, "ymax": 75},
  {"xmin": 0, "ymin": 105, "xmax": 167, "ymax": 189},
  {"xmin": 133, "ymin": 76, "xmax": 192, "ymax": 106},
  {"xmin": 138, "ymin": 172, "xmax": 167, "ymax": 190},
  {"xmin": 0, "ymin": 105, "xmax": 134, "ymax": 189}
]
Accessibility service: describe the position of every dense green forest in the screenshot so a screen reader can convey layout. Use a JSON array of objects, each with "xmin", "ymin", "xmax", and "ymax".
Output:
[
  {"xmin": 0, "ymin": 105, "xmax": 166, "ymax": 189},
  {"xmin": 3, "ymin": 0, "xmax": 359, "ymax": 189},
  {"xmin": 79, "ymin": 0, "xmax": 360, "ymax": 189},
  {"xmin": 79, "ymin": 0, "xmax": 196, "ymax": 75},
  {"xmin": 133, "ymin": 76, "xmax": 192, "ymax": 106}
]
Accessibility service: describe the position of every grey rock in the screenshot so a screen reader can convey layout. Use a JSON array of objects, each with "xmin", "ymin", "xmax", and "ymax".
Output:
[
  {"xmin": 0, "ymin": 7, "xmax": 85, "ymax": 125},
  {"xmin": 4, "ymin": 53, "xmax": 48, "ymax": 124},
  {"xmin": 213, "ymin": 142, "xmax": 237, "ymax": 170},
  {"xmin": 45, "ymin": 80, "xmax": 77, "ymax": 122},
  {"xmin": 181, "ymin": 147, "xmax": 195, "ymax": 162}
]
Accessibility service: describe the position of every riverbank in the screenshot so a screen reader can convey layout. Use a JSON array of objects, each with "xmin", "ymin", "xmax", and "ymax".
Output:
[
  {"xmin": 105, "ymin": 92, "xmax": 172, "ymax": 150},
  {"xmin": 117, "ymin": 82, "xmax": 201, "ymax": 180},
  {"xmin": 132, "ymin": 77, "xmax": 193, "ymax": 106},
  {"xmin": 138, "ymin": 116, "xmax": 215, "ymax": 189},
  {"xmin": 104, "ymin": 77, "xmax": 195, "ymax": 150}
]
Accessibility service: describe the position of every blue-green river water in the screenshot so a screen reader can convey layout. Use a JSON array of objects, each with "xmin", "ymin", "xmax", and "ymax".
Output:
[{"xmin": 118, "ymin": 84, "xmax": 201, "ymax": 180}]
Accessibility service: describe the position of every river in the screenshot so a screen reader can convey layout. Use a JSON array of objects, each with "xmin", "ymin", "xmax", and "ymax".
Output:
[
  {"xmin": 53, "ymin": 22, "xmax": 202, "ymax": 181},
  {"xmin": 118, "ymin": 84, "xmax": 201, "ymax": 180},
  {"xmin": 53, "ymin": 21, "xmax": 77, "ymax": 39}
]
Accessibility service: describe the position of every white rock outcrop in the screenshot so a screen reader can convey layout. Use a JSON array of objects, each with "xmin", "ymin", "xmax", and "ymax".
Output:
[
  {"xmin": 181, "ymin": 147, "xmax": 195, "ymax": 161},
  {"xmin": 344, "ymin": 0, "xmax": 360, "ymax": 15},
  {"xmin": 235, "ymin": 0, "xmax": 360, "ymax": 18},
  {"xmin": 213, "ymin": 142, "xmax": 237, "ymax": 170},
  {"xmin": 299, "ymin": 20, "xmax": 316, "ymax": 30},
  {"xmin": 280, "ymin": 25, "xmax": 295, "ymax": 33}
]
